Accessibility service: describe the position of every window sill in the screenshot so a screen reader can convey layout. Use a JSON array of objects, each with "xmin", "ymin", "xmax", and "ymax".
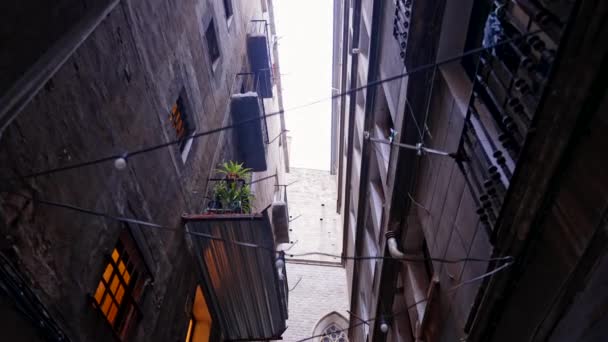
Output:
[
  {"xmin": 211, "ymin": 58, "xmax": 221, "ymax": 73},
  {"xmin": 226, "ymin": 16, "xmax": 233, "ymax": 30},
  {"xmin": 180, "ymin": 135, "xmax": 195, "ymax": 164}
]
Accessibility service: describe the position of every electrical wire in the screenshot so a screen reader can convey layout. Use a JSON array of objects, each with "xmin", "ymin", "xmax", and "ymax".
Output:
[
  {"xmin": 295, "ymin": 258, "xmax": 513, "ymax": 342},
  {"xmin": 283, "ymin": 239, "xmax": 299, "ymax": 251},
  {"xmin": 247, "ymin": 173, "xmax": 277, "ymax": 186},
  {"xmin": 347, "ymin": 310, "xmax": 370, "ymax": 326},
  {"xmin": 5, "ymin": 192, "xmax": 271, "ymax": 251},
  {"xmin": 288, "ymin": 214, "xmax": 302, "ymax": 222},
  {"xmin": 267, "ymin": 129, "xmax": 289, "ymax": 144},
  {"xmin": 288, "ymin": 276, "xmax": 303, "ymax": 292},
  {"xmin": 2, "ymin": 191, "xmax": 512, "ymax": 265},
  {"xmin": 285, "ymin": 251, "xmax": 512, "ymax": 264},
  {"xmin": 1, "ymin": 29, "xmax": 543, "ymax": 182},
  {"xmin": 0, "ymin": 30, "xmax": 540, "ymax": 342}
]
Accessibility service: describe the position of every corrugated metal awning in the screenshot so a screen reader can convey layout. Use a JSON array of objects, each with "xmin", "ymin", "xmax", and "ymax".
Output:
[{"xmin": 183, "ymin": 213, "xmax": 288, "ymax": 341}]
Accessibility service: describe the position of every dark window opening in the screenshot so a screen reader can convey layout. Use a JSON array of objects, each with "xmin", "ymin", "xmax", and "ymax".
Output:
[
  {"xmin": 206, "ymin": 19, "xmax": 221, "ymax": 64},
  {"xmin": 169, "ymin": 96, "xmax": 195, "ymax": 152},
  {"xmin": 422, "ymin": 239, "xmax": 434, "ymax": 279},
  {"xmin": 223, "ymin": 0, "xmax": 233, "ymax": 19},
  {"xmin": 92, "ymin": 229, "xmax": 150, "ymax": 340}
]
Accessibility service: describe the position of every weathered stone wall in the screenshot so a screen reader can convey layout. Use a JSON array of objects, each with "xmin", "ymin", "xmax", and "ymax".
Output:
[
  {"xmin": 0, "ymin": 0, "xmax": 88, "ymax": 95},
  {"xmin": 0, "ymin": 0, "xmax": 268, "ymax": 341},
  {"xmin": 278, "ymin": 168, "xmax": 349, "ymax": 341},
  {"xmin": 281, "ymin": 263, "xmax": 349, "ymax": 341},
  {"xmin": 285, "ymin": 168, "xmax": 343, "ymax": 263}
]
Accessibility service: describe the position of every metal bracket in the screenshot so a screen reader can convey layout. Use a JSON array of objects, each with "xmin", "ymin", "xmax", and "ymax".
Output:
[{"xmin": 364, "ymin": 132, "xmax": 455, "ymax": 158}]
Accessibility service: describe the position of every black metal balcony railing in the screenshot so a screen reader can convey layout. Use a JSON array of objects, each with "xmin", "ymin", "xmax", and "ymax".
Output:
[
  {"xmin": 456, "ymin": 0, "xmax": 574, "ymax": 241},
  {"xmin": 393, "ymin": 0, "xmax": 413, "ymax": 66}
]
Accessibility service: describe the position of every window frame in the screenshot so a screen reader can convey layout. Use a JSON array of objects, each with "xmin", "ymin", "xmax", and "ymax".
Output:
[
  {"xmin": 312, "ymin": 312, "xmax": 350, "ymax": 342},
  {"xmin": 223, "ymin": 0, "xmax": 234, "ymax": 22},
  {"xmin": 169, "ymin": 95, "xmax": 196, "ymax": 163},
  {"xmin": 91, "ymin": 229, "xmax": 150, "ymax": 340},
  {"xmin": 205, "ymin": 19, "xmax": 221, "ymax": 69},
  {"xmin": 320, "ymin": 323, "xmax": 348, "ymax": 342}
]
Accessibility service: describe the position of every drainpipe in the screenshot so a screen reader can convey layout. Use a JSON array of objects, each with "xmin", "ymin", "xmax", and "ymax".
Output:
[
  {"xmin": 385, "ymin": 230, "xmax": 432, "ymax": 341},
  {"xmin": 0, "ymin": 0, "xmax": 120, "ymax": 135},
  {"xmin": 335, "ymin": 0, "xmax": 350, "ymax": 211},
  {"xmin": 385, "ymin": 230, "xmax": 406, "ymax": 259}
]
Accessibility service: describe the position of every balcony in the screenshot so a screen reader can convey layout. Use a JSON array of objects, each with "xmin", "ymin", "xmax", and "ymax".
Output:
[
  {"xmin": 183, "ymin": 213, "xmax": 288, "ymax": 341},
  {"xmin": 455, "ymin": 0, "xmax": 574, "ymax": 240},
  {"xmin": 205, "ymin": 161, "xmax": 290, "ymax": 245},
  {"xmin": 247, "ymin": 20, "xmax": 273, "ymax": 98},
  {"xmin": 230, "ymin": 73, "xmax": 269, "ymax": 171},
  {"xmin": 392, "ymin": 0, "xmax": 413, "ymax": 67}
]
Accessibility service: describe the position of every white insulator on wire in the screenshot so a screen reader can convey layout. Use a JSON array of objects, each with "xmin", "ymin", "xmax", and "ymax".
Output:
[{"xmin": 114, "ymin": 157, "xmax": 127, "ymax": 170}]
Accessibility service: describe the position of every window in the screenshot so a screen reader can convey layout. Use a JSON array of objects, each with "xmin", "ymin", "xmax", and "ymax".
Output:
[
  {"xmin": 169, "ymin": 96, "xmax": 195, "ymax": 162},
  {"xmin": 93, "ymin": 229, "xmax": 149, "ymax": 340},
  {"xmin": 185, "ymin": 286, "xmax": 214, "ymax": 342},
  {"xmin": 321, "ymin": 324, "xmax": 348, "ymax": 342},
  {"xmin": 205, "ymin": 19, "xmax": 221, "ymax": 65},
  {"xmin": 422, "ymin": 239, "xmax": 434, "ymax": 278},
  {"xmin": 223, "ymin": 0, "xmax": 233, "ymax": 20},
  {"xmin": 312, "ymin": 312, "xmax": 350, "ymax": 342},
  {"xmin": 169, "ymin": 97, "xmax": 194, "ymax": 150}
]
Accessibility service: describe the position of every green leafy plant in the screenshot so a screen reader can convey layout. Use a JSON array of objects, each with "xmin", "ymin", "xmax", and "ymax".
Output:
[
  {"xmin": 215, "ymin": 161, "xmax": 252, "ymax": 181},
  {"xmin": 209, "ymin": 160, "xmax": 254, "ymax": 213}
]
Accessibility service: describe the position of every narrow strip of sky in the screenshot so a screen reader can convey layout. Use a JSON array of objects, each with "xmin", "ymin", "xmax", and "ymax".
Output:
[{"xmin": 273, "ymin": 0, "xmax": 333, "ymax": 170}]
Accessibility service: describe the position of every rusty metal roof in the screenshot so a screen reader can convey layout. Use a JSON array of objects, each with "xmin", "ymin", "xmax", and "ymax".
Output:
[{"xmin": 183, "ymin": 212, "xmax": 288, "ymax": 341}]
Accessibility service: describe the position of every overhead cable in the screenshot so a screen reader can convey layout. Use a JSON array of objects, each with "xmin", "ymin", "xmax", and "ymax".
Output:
[
  {"xmin": 2, "ymin": 29, "xmax": 542, "ymax": 182},
  {"xmin": 294, "ymin": 259, "xmax": 513, "ymax": 342},
  {"xmin": 3, "ymin": 191, "xmax": 513, "ymax": 265}
]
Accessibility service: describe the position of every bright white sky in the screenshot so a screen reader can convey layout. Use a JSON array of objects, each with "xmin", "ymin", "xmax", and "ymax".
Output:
[{"xmin": 273, "ymin": 0, "xmax": 333, "ymax": 170}]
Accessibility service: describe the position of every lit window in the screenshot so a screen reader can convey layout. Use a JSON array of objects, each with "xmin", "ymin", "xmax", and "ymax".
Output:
[
  {"xmin": 206, "ymin": 19, "xmax": 221, "ymax": 64},
  {"xmin": 185, "ymin": 319, "xmax": 194, "ymax": 342},
  {"xmin": 93, "ymin": 229, "xmax": 149, "ymax": 339},
  {"xmin": 169, "ymin": 96, "xmax": 194, "ymax": 153},
  {"xmin": 184, "ymin": 286, "xmax": 213, "ymax": 342},
  {"xmin": 223, "ymin": 0, "xmax": 233, "ymax": 20}
]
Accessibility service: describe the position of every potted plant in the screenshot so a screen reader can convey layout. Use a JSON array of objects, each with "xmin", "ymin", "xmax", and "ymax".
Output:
[
  {"xmin": 216, "ymin": 161, "xmax": 252, "ymax": 181},
  {"xmin": 208, "ymin": 161, "xmax": 254, "ymax": 214}
]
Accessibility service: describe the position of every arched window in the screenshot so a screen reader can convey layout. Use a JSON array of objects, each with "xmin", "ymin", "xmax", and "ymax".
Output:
[
  {"xmin": 312, "ymin": 312, "xmax": 350, "ymax": 342},
  {"xmin": 320, "ymin": 323, "xmax": 348, "ymax": 342}
]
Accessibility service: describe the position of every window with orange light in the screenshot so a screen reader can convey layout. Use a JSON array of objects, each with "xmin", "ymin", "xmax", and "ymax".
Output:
[
  {"xmin": 184, "ymin": 286, "xmax": 214, "ymax": 342},
  {"xmin": 92, "ymin": 229, "xmax": 149, "ymax": 340},
  {"xmin": 169, "ymin": 97, "xmax": 194, "ymax": 152}
]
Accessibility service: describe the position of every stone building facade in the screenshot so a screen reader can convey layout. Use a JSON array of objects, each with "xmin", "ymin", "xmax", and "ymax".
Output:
[
  {"xmin": 282, "ymin": 263, "xmax": 349, "ymax": 341},
  {"xmin": 0, "ymin": 0, "xmax": 289, "ymax": 341},
  {"xmin": 281, "ymin": 168, "xmax": 349, "ymax": 341},
  {"xmin": 333, "ymin": 0, "xmax": 608, "ymax": 341}
]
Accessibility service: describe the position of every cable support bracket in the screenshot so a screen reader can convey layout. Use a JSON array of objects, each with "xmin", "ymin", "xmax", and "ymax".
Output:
[{"xmin": 364, "ymin": 130, "xmax": 457, "ymax": 158}]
